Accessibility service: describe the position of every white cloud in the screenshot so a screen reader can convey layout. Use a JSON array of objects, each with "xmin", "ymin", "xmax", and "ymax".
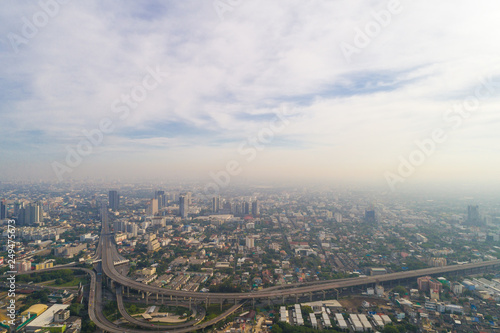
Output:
[{"xmin": 1, "ymin": 0, "xmax": 500, "ymax": 184}]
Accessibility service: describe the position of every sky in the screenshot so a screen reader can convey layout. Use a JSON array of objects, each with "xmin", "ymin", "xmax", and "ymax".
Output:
[{"xmin": 1, "ymin": 0, "xmax": 500, "ymax": 190}]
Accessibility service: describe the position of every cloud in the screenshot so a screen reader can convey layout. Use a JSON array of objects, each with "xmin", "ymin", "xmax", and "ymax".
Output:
[{"xmin": 1, "ymin": 0, "xmax": 500, "ymax": 185}]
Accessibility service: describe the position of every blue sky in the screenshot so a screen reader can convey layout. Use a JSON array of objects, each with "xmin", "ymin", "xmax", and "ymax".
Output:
[{"xmin": 1, "ymin": 0, "xmax": 500, "ymax": 187}]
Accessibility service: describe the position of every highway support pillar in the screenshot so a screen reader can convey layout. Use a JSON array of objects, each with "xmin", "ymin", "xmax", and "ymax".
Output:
[
  {"xmin": 268, "ymin": 297, "xmax": 271, "ymax": 307},
  {"xmin": 170, "ymin": 295, "xmax": 172, "ymax": 301},
  {"xmin": 310, "ymin": 293, "xmax": 312, "ymax": 302},
  {"xmin": 146, "ymin": 293, "xmax": 149, "ymax": 305},
  {"xmin": 282, "ymin": 295, "xmax": 285, "ymax": 304},
  {"xmin": 295, "ymin": 294, "xmax": 298, "ymax": 303},
  {"xmin": 156, "ymin": 293, "xmax": 158, "ymax": 300},
  {"xmin": 162, "ymin": 294, "xmax": 164, "ymax": 304},
  {"xmin": 189, "ymin": 297, "xmax": 192, "ymax": 310},
  {"xmin": 322, "ymin": 290, "xmax": 325, "ymax": 300},
  {"xmin": 127, "ymin": 287, "xmax": 129, "ymax": 298},
  {"xmin": 252, "ymin": 298, "xmax": 255, "ymax": 308}
]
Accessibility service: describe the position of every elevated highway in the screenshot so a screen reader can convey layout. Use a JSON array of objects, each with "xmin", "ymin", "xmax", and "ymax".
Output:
[
  {"xmin": 115, "ymin": 285, "xmax": 207, "ymax": 330},
  {"xmin": 102, "ymin": 227, "xmax": 500, "ymax": 301}
]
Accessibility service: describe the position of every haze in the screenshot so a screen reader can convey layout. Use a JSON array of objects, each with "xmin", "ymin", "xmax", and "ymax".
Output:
[{"xmin": 1, "ymin": 0, "xmax": 500, "ymax": 190}]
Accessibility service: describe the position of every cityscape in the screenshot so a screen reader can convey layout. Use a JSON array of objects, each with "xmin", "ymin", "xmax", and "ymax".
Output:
[
  {"xmin": 1, "ymin": 182, "xmax": 500, "ymax": 332},
  {"xmin": 2, "ymin": 1, "xmax": 500, "ymax": 333}
]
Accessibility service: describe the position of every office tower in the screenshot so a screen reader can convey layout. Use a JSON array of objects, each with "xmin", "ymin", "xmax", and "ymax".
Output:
[
  {"xmin": 0, "ymin": 200, "xmax": 6, "ymax": 219},
  {"xmin": 130, "ymin": 223, "xmax": 138, "ymax": 237},
  {"xmin": 114, "ymin": 221, "xmax": 127, "ymax": 233},
  {"xmin": 155, "ymin": 190, "xmax": 165, "ymax": 209},
  {"xmin": 179, "ymin": 194, "xmax": 189, "ymax": 219},
  {"xmin": 109, "ymin": 190, "xmax": 119, "ymax": 211},
  {"xmin": 14, "ymin": 201, "xmax": 23, "ymax": 217},
  {"xmin": 252, "ymin": 200, "xmax": 259, "ymax": 217},
  {"xmin": 222, "ymin": 201, "xmax": 231, "ymax": 214},
  {"xmin": 147, "ymin": 199, "xmax": 159, "ymax": 216},
  {"xmin": 232, "ymin": 202, "xmax": 241, "ymax": 216},
  {"xmin": 243, "ymin": 202, "xmax": 250, "ymax": 215},
  {"xmin": 212, "ymin": 196, "xmax": 220, "ymax": 213},
  {"xmin": 18, "ymin": 202, "xmax": 43, "ymax": 225},
  {"xmin": 467, "ymin": 205, "xmax": 482, "ymax": 226},
  {"xmin": 365, "ymin": 209, "xmax": 376, "ymax": 224},
  {"xmin": 32, "ymin": 202, "xmax": 43, "ymax": 224}
]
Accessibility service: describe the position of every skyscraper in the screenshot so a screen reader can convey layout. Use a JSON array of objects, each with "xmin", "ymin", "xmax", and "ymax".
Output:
[
  {"xmin": 155, "ymin": 190, "xmax": 165, "ymax": 209},
  {"xmin": 18, "ymin": 202, "xmax": 43, "ymax": 225},
  {"xmin": 32, "ymin": 202, "xmax": 43, "ymax": 224},
  {"xmin": 0, "ymin": 200, "xmax": 6, "ymax": 219},
  {"xmin": 212, "ymin": 196, "xmax": 220, "ymax": 213},
  {"xmin": 243, "ymin": 202, "xmax": 250, "ymax": 215},
  {"xmin": 179, "ymin": 194, "xmax": 189, "ymax": 219},
  {"xmin": 14, "ymin": 201, "xmax": 23, "ymax": 217},
  {"xmin": 109, "ymin": 190, "xmax": 119, "ymax": 211},
  {"xmin": 252, "ymin": 200, "xmax": 260, "ymax": 217},
  {"xmin": 148, "ymin": 199, "xmax": 159, "ymax": 216},
  {"xmin": 365, "ymin": 209, "xmax": 376, "ymax": 224},
  {"xmin": 467, "ymin": 205, "xmax": 482, "ymax": 226}
]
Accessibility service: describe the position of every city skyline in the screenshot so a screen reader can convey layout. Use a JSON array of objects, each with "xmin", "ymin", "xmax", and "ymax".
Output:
[{"xmin": 1, "ymin": 1, "xmax": 500, "ymax": 189}]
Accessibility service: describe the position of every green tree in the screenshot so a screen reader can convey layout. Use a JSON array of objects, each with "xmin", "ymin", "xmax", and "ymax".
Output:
[
  {"xmin": 382, "ymin": 325, "xmax": 399, "ymax": 333},
  {"xmin": 392, "ymin": 286, "xmax": 408, "ymax": 295}
]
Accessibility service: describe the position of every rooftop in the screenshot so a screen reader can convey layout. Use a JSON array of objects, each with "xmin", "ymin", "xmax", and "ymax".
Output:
[{"xmin": 26, "ymin": 304, "xmax": 70, "ymax": 329}]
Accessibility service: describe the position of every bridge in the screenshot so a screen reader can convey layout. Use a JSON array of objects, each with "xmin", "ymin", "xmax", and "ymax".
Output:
[{"xmin": 101, "ymin": 223, "xmax": 500, "ymax": 302}]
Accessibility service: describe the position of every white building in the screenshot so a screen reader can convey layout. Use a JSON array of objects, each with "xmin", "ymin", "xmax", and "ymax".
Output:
[{"xmin": 245, "ymin": 236, "xmax": 255, "ymax": 249}]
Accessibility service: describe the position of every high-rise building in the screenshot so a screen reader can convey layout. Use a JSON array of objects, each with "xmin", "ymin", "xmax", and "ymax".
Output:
[
  {"xmin": 0, "ymin": 200, "xmax": 6, "ymax": 219},
  {"xmin": 148, "ymin": 199, "xmax": 158, "ymax": 216},
  {"xmin": 252, "ymin": 200, "xmax": 259, "ymax": 217},
  {"xmin": 212, "ymin": 196, "xmax": 220, "ymax": 213},
  {"xmin": 466, "ymin": 205, "xmax": 482, "ymax": 226},
  {"xmin": 220, "ymin": 201, "xmax": 231, "ymax": 214},
  {"xmin": 233, "ymin": 202, "xmax": 242, "ymax": 216},
  {"xmin": 334, "ymin": 212, "xmax": 343, "ymax": 223},
  {"xmin": 155, "ymin": 190, "xmax": 165, "ymax": 209},
  {"xmin": 130, "ymin": 223, "xmax": 138, "ymax": 237},
  {"xmin": 32, "ymin": 202, "xmax": 43, "ymax": 223},
  {"xmin": 243, "ymin": 202, "xmax": 250, "ymax": 215},
  {"xmin": 18, "ymin": 202, "xmax": 44, "ymax": 225},
  {"xmin": 179, "ymin": 195, "xmax": 189, "ymax": 219},
  {"xmin": 246, "ymin": 236, "xmax": 255, "ymax": 249},
  {"xmin": 365, "ymin": 209, "xmax": 376, "ymax": 224},
  {"xmin": 14, "ymin": 202, "xmax": 23, "ymax": 217},
  {"xmin": 109, "ymin": 190, "xmax": 119, "ymax": 211},
  {"xmin": 114, "ymin": 221, "xmax": 127, "ymax": 233}
]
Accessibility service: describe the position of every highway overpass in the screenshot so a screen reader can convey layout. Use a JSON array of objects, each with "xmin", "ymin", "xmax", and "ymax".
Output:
[{"xmin": 99, "ymin": 217, "xmax": 500, "ymax": 302}]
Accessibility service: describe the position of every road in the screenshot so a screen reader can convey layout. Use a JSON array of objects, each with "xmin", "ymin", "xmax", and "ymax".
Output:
[
  {"xmin": 115, "ymin": 285, "xmax": 207, "ymax": 330},
  {"xmin": 102, "ymin": 225, "xmax": 500, "ymax": 300},
  {"xmin": 7, "ymin": 209, "xmax": 500, "ymax": 332}
]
